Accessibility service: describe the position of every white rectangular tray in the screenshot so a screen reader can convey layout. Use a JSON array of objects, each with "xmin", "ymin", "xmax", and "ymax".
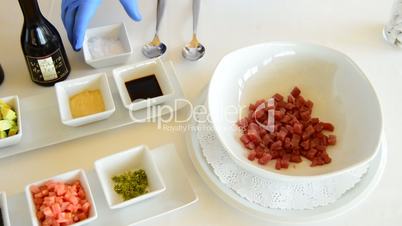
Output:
[
  {"xmin": 0, "ymin": 61, "xmax": 186, "ymax": 159},
  {"xmin": 6, "ymin": 144, "xmax": 198, "ymax": 226}
]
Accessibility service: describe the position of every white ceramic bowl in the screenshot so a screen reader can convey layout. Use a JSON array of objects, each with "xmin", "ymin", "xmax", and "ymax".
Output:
[
  {"xmin": 83, "ymin": 23, "xmax": 132, "ymax": 68},
  {"xmin": 208, "ymin": 42, "xmax": 383, "ymax": 180},
  {"xmin": 112, "ymin": 58, "xmax": 175, "ymax": 111},
  {"xmin": 0, "ymin": 95, "xmax": 22, "ymax": 149},
  {"xmin": 55, "ymin": 72, "xmax": 116, "ymax": 127},
  {"xmin": 94, "ymin": 145, "xmax": 166, "ymax": 209},
  {"xmin": 0, "ymin": 191, "xmax": 11, "ymax": 226},
  {"xmin": 25, "ymin": 169, "xmax": 98, "ymax": 226}
]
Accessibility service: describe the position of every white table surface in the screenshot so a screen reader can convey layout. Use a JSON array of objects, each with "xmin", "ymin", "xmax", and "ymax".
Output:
[{"xmin": 1, "ymin": 0, "xmax": 401, "ymax": 225}]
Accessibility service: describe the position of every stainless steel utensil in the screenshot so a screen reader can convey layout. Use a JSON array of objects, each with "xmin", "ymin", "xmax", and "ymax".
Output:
[
  {"xmin": 142, "ymin": 0, "xmax": 167, "ymax": 58},
  {"xmin": 182, "ymin": 0, "xmax": 205, "ymax": 61}
]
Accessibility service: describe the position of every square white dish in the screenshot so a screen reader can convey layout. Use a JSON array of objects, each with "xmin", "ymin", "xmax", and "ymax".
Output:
[
  {"xmin": 24, "ymin": 169, "xmax": 98, "ymax": 226},
  {"xmin": 55, "ymin": 72, "xmax": 116, "ymax": 127},
  {"xmin": 7, "ymin": 144, "xmax": 198, "ymax": 226},
  {"xmin": 112, "ymin": 58, "xmax": 175, "ymax": 111},
  {"xmin": 83, "ymin": 23, "xmax": 132, "ymax": 68},
  {"xmin": 95, "ymin": 145, "xmax": 166, "ymax": 209},
  {"xmin": 0, "ymin": 191, "xmax": 11, "ymax": 226},
  {"xmin": 0, "ymin": 95, "xmax": 22, "ymax": 149}
]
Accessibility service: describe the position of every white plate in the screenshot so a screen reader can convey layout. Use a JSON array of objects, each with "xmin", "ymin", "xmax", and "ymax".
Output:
[
  {"xmin": 0, "ymin": 61, "xmax": 186, "ymax": 159},
  {"xmin": 186, "ymin": 87, "xmax": 387, "ymax": 223},
  {"xmin": 6, "ymin": 144, "xmax": 198, "ymax": 226}
]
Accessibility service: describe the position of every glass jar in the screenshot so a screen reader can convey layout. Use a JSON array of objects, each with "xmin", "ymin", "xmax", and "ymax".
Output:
[{"xmin": 384, "ymin": 0, "xmax": 402, "ymax": 47}]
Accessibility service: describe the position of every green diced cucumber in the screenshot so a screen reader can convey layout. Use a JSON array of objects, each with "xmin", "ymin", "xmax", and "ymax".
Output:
[
  {"xmin": 0, "ymin": 130, "xmax": 7, "ymax": 139},
  {"xmin": 8, "ymin": 126, "xmax": 19, "ymax": 136},
  {"xmin": 0, "ymin": 120, "xmax": 12, "ymax": 131},
  {"xmin": 0, "ymin": 99, "xmax": 19, "ymax": 139}
]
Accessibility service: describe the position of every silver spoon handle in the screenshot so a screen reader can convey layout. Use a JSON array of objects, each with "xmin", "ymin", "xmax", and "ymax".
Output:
[
  {"xmin": 193, "ymin": 0, "xmax": 200, "ymax": 34},
  {"xmin": 156, "ymin": 0, "xmax": 166, "ymax": 35}
]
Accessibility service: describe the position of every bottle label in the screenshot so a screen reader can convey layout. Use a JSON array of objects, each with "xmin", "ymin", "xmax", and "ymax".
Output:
[
  {"xmin": 37, "ymin": 57, "xmax": 57, "ymax": 81},
  {"xmin": 25, "ymin": 49, "xmax": 68, "ymax": 83}
]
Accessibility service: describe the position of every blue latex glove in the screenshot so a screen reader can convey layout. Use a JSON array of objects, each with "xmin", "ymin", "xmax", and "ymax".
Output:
[{"xmin": 62, "ymin": 0, "xmax": 142, "ymax": 51}]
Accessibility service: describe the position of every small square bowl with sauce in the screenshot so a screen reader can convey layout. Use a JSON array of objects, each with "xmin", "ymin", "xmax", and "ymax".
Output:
[
  {"xmin": 112, "ymin": 58, "xmax": 175, "ymax": 111},
  {"xmin": 94, "ymin": 145, "xmax": 166, "ymax": 209},
  {"xmin": 0, "ymin": 95, "xmax": 22, "ymax": 149},
  {"xmin": 55, "ymin": 72, "xmax": 116, "ymax": 127},
  {"xmin": 83, "ymin": 23, "xmax": 132, "ymax": 68},
  {"xmin": 25, "ymin": 169, "xmax": 98, "ymax": 226}
]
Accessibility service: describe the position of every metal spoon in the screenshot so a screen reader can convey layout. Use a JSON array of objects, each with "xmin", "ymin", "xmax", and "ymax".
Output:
[
  {"xmin": 182, "ymin": 0, "xmax": 205, "ymax": 61},
  {"xmin": 142, "ymin": 0, "xmax": 167, "ymax": 58}
]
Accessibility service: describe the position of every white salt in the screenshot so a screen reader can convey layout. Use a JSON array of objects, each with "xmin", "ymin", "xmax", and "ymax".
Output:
[{"xmin": 87, "ymin": 36, "xmax": 126, "ymax": 59}]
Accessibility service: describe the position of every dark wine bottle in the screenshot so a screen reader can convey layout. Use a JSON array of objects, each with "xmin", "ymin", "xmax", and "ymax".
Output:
[
  {"xmin": 0, "ymin": 64, "xmax": 4, "ymax": 85},
  {"xmin": 18, "ymin": 0, "xmax": 70, "ymax": 87}
]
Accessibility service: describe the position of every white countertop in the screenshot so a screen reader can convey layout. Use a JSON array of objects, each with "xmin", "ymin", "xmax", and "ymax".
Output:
[{"xmin": 1, "ymin": 0, "xmax": 401, "ymax": 225}]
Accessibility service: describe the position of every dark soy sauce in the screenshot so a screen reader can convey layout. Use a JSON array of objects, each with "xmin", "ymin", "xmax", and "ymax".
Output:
[{"xmin": 125, "ymin": 75, "xmax": 163, "ymax": 102}]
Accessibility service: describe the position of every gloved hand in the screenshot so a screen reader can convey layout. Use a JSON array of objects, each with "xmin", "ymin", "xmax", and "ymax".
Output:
[{"xmin": 62, "ymin": 0, "xmax": 142, "ymax": 51}]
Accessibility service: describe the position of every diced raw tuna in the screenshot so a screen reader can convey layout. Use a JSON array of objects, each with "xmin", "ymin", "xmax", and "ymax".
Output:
[
  {"xmin": 236, "ymin": 86, "xmax": 336, "ymax": 169},
  {"xmin": 322, "ymin": 122, "xmax": 335, "ymax": 132},
  {"xmin": 291, "ymin": 86, "xmax": 301, "ymax": 98},
  {"xmin": 240, "ymin": 134, "xmax": 250, "ymax": 144},
  {"xmin": 258, "ymin": 153, "xmax": 272, "ymax": 165},
  {"xmin": 328, "ymin": 135, "xmax": 337, "ymax": 145}
]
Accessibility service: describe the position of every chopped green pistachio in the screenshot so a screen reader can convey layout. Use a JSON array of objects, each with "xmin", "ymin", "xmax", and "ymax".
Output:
[{"xmin": 112, "ymin": 169, "xmax": 149, "ymax": 201}]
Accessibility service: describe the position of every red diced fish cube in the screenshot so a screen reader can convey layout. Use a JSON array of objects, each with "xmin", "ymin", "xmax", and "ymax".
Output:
[
  {"xmin": 275, "ymin": 159, "xmax": 282, "ymax": 170},
  {"xmin": 245, "ymin": 142, "xmax": 255, "ymax": 150},
  {"xmin": 273, "ymin": 93, "xmax": 284, "ymax": 102},
  {"xmin": 248, "ymin": 150, "xmax": 257, "ymax": 161},
  {"xmin": 258, "ymin": 153, "xmax": 272, "ymax": 165},
  {"xmin": 322, "ymin": 122, "xmax": 335, "ymax": 132},
  {"xmin": 291, "ymin": 86, "xmax": 301, "ymax": 98},
  {"xmin": 290, "ymin": 154, "xmax": 302, "ymax": 163},
  {"xmin": 328, "ymin": 135, "xmax": 337, "ymax": 145},
  {"xmin": 240, "ymin": 134, "xmax": 250, "ymax": 144}
]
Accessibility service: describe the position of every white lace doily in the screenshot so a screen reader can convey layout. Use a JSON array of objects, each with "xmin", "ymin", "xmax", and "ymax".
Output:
[{"xmin": 194, "ymin": 104, "xmax": 369, "ymax": 210}]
